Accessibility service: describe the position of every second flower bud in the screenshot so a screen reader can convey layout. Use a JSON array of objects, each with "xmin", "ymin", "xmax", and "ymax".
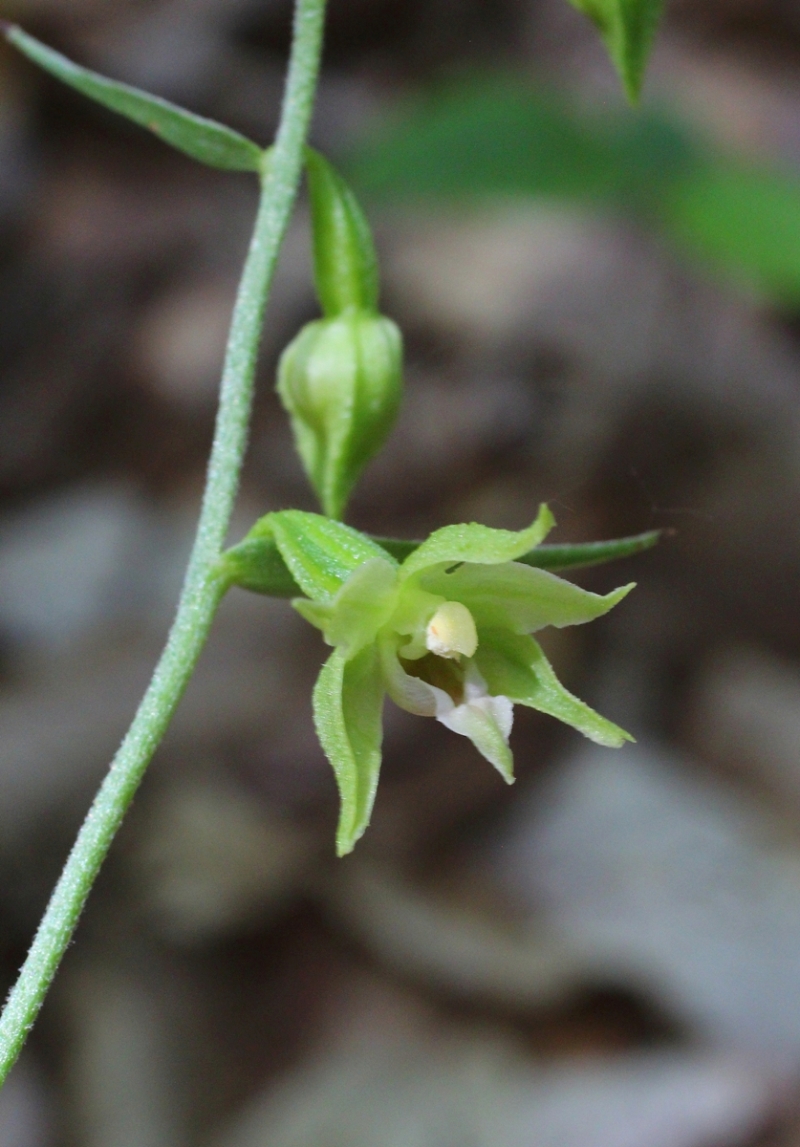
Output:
[{"xmin": 277, "ymin": 309, "xmax": 402, "ymax": 520}]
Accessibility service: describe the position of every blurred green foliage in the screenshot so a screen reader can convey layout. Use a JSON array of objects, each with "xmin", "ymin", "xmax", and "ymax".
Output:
[
  {"xmin": 348, "ymin": 76, "xmax": 800, "ymax": 308},
  {"xmin": 663, "ymin": 163, "xmax": 800, "ymax": 305}
]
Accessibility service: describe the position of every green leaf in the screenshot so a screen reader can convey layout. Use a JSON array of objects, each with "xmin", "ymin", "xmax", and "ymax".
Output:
[
  {"xmin": 350, "ymin": 78, "xmax": 623, "ymax": 204},
  {"xmin": 399, "ymin": 504, "xmax": 554, "ymax": 581},
  {"xmin": 420, "ymin": 562, "xmax": 634, "ymax": 633},
  {"xmin": 312, "ymin": 645, "xmax": 385, "ymax": 856},
  {"xmin": 476, "ymin": 630, "xmax": 633, "ymax": 747},
  {"xmin": 305, "ymin": 148, "xmax": 379, "ymax": 315},
  {"xmin": 3, "ymin": 24, "xmax": 264, "ymax": 172},
  {"xmin": 267, "ymin": 511, "xmax": 395, "ymax": 602},
  {"xmin": 348, "ymin": 75, "xmax": 694, "ymax": 207},
  {"xmin": 567, "ymin": 0, "xmax": 663, "ymax": 103},
  {"xmin": 662, "ymin": 161, "xmax": 800, "ymax": 306}
]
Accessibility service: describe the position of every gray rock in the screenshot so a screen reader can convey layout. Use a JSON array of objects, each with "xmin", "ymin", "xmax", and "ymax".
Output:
[
  {"xmin": 61, "ymin": 960, "xmax": 184, "ymax": 1147},
  {"xmin": 214, "ymin": 979, "xmax": 772, "ymax": 1147},
  {"xmin": 0, "ymin": 485, "xmax": 147, "ymax": 652},
  {"xmin": 319, "ymin": 859, "xmax": 590, "ymax": 1009},
  {"xmin": 689, "ymin": 647, "xmax": 800, "ymax": 816},
  {"xmin": 132, "ymin": 774, "xmax": 316, "ymax": 943},
  {"xmin": 492, "ymin": 743, "xmax": 800, "ymax": 1067}
]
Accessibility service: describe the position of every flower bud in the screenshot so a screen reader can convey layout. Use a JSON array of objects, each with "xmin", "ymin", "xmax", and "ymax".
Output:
[{"xmin": 277, "ymin": 310, "xmax": 402, "ymax": 520}]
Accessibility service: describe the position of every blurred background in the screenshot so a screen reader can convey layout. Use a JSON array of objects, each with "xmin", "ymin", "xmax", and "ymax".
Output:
[{"xmin": 2, "ymin": 0, "xmax": 800, "ymax": 1143}]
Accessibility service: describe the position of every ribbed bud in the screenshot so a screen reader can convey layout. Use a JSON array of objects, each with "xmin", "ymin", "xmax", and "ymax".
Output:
[{"xmin": 277, "ymin": 311, "xmax": 403, "ymax": 520}]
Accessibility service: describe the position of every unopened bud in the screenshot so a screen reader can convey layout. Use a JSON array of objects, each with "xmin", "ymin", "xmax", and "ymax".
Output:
[{"xmin": 277, "ymin": 310, "xmax": 402, "ymax": 520}]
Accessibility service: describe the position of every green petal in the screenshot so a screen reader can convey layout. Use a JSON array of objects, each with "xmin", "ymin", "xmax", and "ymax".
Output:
[
  {"xmin": 398, "ymin": 504, "xmax": 554, "ymax": 580},
  {"xmin": 312, "ymin": 645, "xmax": 385, "ymax": 856},
  {"xmin": 315, "ymin": 557, "xmax": 398, "ymax": 656},
  {"xmin": 292, "ymin": 597, "xmax": 333, "ymax": 631},
  {"xmin": 267, "ymin": 510, "xmax": 396, "ymax": 602},
  {"xmin": 419, "ymin": 562, "xmax": 634, "ymax": 633},
  {"xmin": 379, "ymin": 637, "xmax": 447, "ymax": 716},
  {"xmin": 4, "ymin": 26, "xmax": 264, "ymax": 172},
  {"xmin": 475, "ymin": 630, "xmax": 633, "ymax": 747}
]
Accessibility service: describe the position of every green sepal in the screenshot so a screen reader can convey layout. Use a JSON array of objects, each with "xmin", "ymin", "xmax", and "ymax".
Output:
[
  {"xmin": 566, "ymin": 0, "xmax": 663, "ymax": 103},
  {"xmin": 420, "ymin": 562, "xmax": 634, "ymax": 633},
  {"xmin": 312, "ymin": 644, "xmax": 385, "ymax": 856},
  {"xmin": 399, "ymin": 504, "xmax": 555, "ymax": 581},
  {"xmin": 266, "ymin": 510, "xmax": 395, "ymax": 603},
  {"xmin": 3, "ymin": 25, "xmax": 264, "ymax": 172},
  {"xmin": 476, "ymin": 630, "xmax": 632, "ymax": 747},
  {"xmin": 306, "ymin": 148, "xmax": 379, "ymax": 315}
]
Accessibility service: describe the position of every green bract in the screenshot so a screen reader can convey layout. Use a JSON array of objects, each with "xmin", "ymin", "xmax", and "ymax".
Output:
[
  {"xmin": 247, "ymin": 506, "xmax": 634, "ymax": 855},
  {"xmin": 305, "ymin": 148, "xmax": 379, "ymax": 316}
]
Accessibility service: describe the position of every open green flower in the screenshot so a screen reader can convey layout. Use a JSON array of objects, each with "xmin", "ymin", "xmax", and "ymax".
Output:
[{"xmin": 258, "ymin": 506, "xmax": 634, "ymax": 855}]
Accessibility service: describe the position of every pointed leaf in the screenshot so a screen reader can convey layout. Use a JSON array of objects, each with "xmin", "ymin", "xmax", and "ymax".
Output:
[
  {"xmin": 476, "ymin": 630, "xmax": 632, "ymax": 747},
  {"xmin": 399, "ymin": 504, "xmax": 554, "ymax": 581},
  {"xmin": 312, "ymin": 645, "xmax": 385, "ymax": 856},
  {"xmin": 567, "ymin": 0, "xmax": 663, "ymax": 103},
  {"xmin": 420, "ymin": 561, "xmax": 634, "ymax": 633},
  {"xmin": 266, "ymin": 511, "xmax": 395, "ymax": 602},
  {"xmin": 4, "ymin": 25, "xmax": 264, "ymax": 172}
]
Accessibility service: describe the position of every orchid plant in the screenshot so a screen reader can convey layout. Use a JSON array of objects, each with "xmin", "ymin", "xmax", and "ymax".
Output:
[{"xmin": 0, "ymin": 0, "xmax": 664, "ymax": 1089}]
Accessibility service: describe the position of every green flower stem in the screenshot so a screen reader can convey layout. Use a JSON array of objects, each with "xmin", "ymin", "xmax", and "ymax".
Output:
[{"xmin": 0, "ymin": 0, "xmax": 327, "ymax": 1086}]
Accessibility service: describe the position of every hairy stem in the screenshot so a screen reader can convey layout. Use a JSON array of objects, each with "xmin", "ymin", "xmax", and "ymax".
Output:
[{"xmin": 0, "ymin": 0, "xmax": 327, "ymax": 1085}]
